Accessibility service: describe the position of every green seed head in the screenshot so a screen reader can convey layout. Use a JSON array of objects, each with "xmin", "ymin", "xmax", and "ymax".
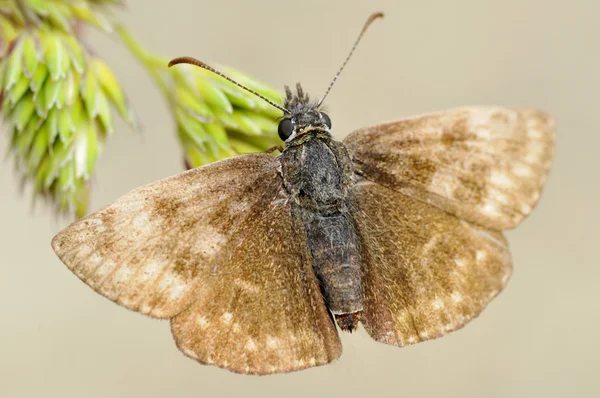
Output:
[
  {"xmin": 1, "ymin": 3, "xmax": 133, "ymax": 218},
  {"xmin": 168, "ymin": 62, "xmax": 283, "ymax": 168}
]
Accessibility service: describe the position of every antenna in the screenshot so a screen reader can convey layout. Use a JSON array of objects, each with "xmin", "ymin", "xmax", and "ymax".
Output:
[
  {"xmin": 168, "ymin": 57, "xmax": 291, "ymax": 114},
  {"xmin": 317, "ymin": 11, "xmax": 384, "ymax": 107}
]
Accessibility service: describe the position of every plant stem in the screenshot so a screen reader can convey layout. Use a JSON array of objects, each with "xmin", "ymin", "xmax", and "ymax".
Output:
[{"xmin": 114, "ymin": 24, "xmax": 171, "ymax": 98}]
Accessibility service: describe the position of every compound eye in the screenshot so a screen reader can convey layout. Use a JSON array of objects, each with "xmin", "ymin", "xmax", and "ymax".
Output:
[
  {"xmin": 278, "ymin": 118, "xmax": 294, "ymax": 141},
  {"xmin": 320, "ymin": 112, "xmax": 332, "ymax": 129}
]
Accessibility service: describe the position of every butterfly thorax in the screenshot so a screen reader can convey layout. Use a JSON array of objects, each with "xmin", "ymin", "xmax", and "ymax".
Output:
[{"xmin": 280, "ymin": 138, "xmax": 345, "ymax": 213}]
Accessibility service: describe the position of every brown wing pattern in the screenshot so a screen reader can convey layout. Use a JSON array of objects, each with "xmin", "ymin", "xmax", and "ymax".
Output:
[
  {"xmin": 353, "ymin": 182, "xmax": 512, "ymax": 346},
  {"xmin": 53, "ymin": 152, "xmax": 340, "ymax": 374},
  {"xmin": 51, "ymin": 153, "xmax": 280, "ymax": 319},
  {"xmin": 170, "ymin": 194, "xmax": 341, "ymax": 374},
  {"xmin": 344, "ymin": 107, "xmax": 555, "ymax": 230}
]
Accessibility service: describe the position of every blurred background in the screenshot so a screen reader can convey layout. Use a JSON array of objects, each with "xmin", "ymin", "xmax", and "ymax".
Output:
[{"xmin": 1, "ymin": 0, "xmax": 598, "ymax": 397}]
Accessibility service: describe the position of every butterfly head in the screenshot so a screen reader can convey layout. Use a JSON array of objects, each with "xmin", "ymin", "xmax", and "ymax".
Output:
[{"xmin": 277, "ymin": 83, "xmax": 332, "ymax": 144}]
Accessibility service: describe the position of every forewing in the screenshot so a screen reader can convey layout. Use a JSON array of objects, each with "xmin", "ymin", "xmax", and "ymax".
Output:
[
  {"xmin": 354, "ymin": 182, "xmax": 512, "ymax": 346},
  {"xmin": 344, "ymin": 107, "xmax": 555, "ymax": 230},
  {"xmin": 52, "ymin": 153, "xmax": 279, "ymax": 319},
  {"xmin": 170, "ymin": 193, "xmax": 342, "ymax": 374}
]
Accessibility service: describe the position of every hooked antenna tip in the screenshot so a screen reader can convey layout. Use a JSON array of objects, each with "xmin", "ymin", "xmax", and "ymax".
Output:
[
  {"xmin": 316, "ymin": 11, "xmax": 385, "ymax": 107},
  {"xmin": 368, "ymin": 11, "xmax": 385, "ymax": 23},
  {"xmin": 168, "ymin": 56, "xmax": 203, "ymax": 68},
  {"xmin": 167, "ymin": 56, "xmax": 290, "ymax": 114}
]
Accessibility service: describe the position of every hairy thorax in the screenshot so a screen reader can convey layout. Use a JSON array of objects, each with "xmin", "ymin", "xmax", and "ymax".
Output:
[{"xmin": 280, "ymin": 138, "xmax": 348, "ymax": 213}]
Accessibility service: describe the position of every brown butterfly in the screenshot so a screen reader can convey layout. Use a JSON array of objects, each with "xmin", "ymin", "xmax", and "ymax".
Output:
[{"xmin": 51, "ymin": 12, "xmax": 555, "ymax": 375}]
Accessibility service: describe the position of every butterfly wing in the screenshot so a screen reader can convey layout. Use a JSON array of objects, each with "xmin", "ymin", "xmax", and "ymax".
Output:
[
  {"xmin": 353, "ymin": 181, "xmax": 512, "ymax": 346},
  {"xmin": 344, "ymin": 107, "xmax": 555, "ymax": 230},
  {"xmin": 52, "ymin": 152, "xmax": 341, "ymax": 374},
  {"xmin": 171, "ymin": 193, "xmax": 341, "ymax": 374},
  {"xmin": 52, "ymin": 153, "xmax": 287, "ymax": 319}
]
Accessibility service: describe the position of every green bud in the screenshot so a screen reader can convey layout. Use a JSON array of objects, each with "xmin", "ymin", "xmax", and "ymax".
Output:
[
  {"xmin": 2, "ymin": 24, "xmax": 133, "ymax": 218},
  {"xmin": 167, "ymin": 63, "xmax": 284, "ymax": 169}
]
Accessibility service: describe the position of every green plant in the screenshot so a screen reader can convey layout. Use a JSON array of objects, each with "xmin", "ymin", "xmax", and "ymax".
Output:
[{"xmin": 0, "ymin": 0, "xmax": 282, "ymax": 218}]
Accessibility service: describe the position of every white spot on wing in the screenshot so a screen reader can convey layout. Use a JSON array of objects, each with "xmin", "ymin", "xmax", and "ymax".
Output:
[
  {"xmin": 469, "ymin": 110, "xmax": 496, "ymax": 140},
  {"xmin": 193, "ymin": 226, "xmax": 228, "ymax": 261},
  {"xmin": 86, "ymin": 218, "xmax": 103, "ymax": 227},
  {"xmin": 476, "ymin": 250, "xmax": 486, "ymax": 261},
  {"xmin": 197, "ymin": 315, "xmax": 209, "ymax": 329},
  {"xmin": 158, "ymin": 273, "xmax": 175, "ymax": 289},
  {"xmin": 483, "ymin": 200, "xmax": 502, "ymax": 218},
  {"xmin": 492, "ymin": 191, "xmax": 510, "ymax": 205},
  {"xmin": 91, "ymin": 254, "xmax": 111, "ymax": 277},
  {"xmin": 525, "ymin": 141, "xmax": 545, "ymax": 164},
  {"xmin": 183, "ymin": 348, "xmax": 198, "ymax": 359},
  {"xmin": 520, "ymin": 202, "xmax": 532, "ymax": 214},
  {"xmin": 527, "ymin": 127, "xmax": 543, "ymax": 139},
  {"xmin": 140, "ymin": 262, "xmax": 161, "ymax": 281},
  {"xmin": 221, "ymin": 312, "xmax": 233, "ymax": 324},
  {"xmin": 228, "ymin": 201, "xmax": 250, "ymax": 217},
  {"xmin": 266, "ymin": 336, "xmax": 281, "ymax": 349},
  {"xmin": 430, "ymin": 173, "xmax": 455, "ymax": 197},
  {"xmin": 356, "ymin": 180, "xmax": 376, "ymax": 187},
  {"xmin": 119, "ymin": 298, "xmax": 134, "ymax": 307},
  {"xmin": 111, "ymin": 265, "xmax": 134, "ymax": 284},
  {"xmin": 157, "ymin": 273, "xmax": 186, "ymax": 301},
  {"xmin": 140, "ymin": 304, "xmax": 152, "ymax": 314},
  {"xmin": 513, "ymin": 163, "xmax": 532, "ymax": 177},
  {"xmin": 490, "ymin": 171, "xmax": 514, "ymax": 188},
  {"xmin": 469, "ymin": 111, "xmax": 493, "ymax": 126},
  {"xmin": 151, "ymin": 308, "xmax": 166, "ymax": 318},
  {"xmin": 77, "ymin": 245, "xmax": 92, "ymax": 258},
  {"xmin": 169, "ymin": 283, "xmax": 185, "ymax": 300},
  {"xmin": 451, "ymin": 291, "xmax": 463, "ymax": 303},
  {"xmin": 132, "ymin": 212, "xmax": 152, "ymax": 233},
  {"xmin": 475, "ymin": 127, "xmax": 493, "ymax": 139},
  {"xmin": 245, "ymin": 339, "xmax": 257, "ymax": 351},
  {"xmin": 433, "ymin": 297, "xmax": 445, "ymax": 309}
]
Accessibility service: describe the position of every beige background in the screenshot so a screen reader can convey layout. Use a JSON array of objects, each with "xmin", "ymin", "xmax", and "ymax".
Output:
[{"xmin": 1, "ymin": 0, "xmax": 598, "ymax": 397}]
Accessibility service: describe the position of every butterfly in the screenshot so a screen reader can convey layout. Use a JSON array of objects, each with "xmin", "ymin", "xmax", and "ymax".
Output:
[{"xmin": 51, "ymin": 12, "xmax": 555, "ymax": 375}]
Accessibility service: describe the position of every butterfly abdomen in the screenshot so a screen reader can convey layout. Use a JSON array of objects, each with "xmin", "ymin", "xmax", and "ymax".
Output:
[
  {"xmin": 301, "ymin": 211, "xmax": 362, "ymax": 314},
  {"xmin": 280, "ymin": 138, "xmax": 363, "ymax": 331}
]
